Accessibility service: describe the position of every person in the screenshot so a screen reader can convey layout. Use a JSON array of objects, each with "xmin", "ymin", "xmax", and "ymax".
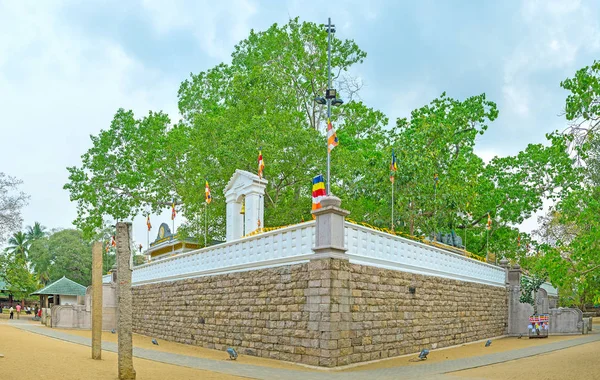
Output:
[
  {"xmin": 9, "ymin": 306, "xmax": 14, "ymax": 319},
  {"xmin": 15, "ymin": 304, "xmax": 21, "ymax": 319}
]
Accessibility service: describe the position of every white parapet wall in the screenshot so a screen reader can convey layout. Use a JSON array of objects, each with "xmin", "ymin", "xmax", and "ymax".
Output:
[
  {"xmin": 344, "ymin": 222, "xmax": 506, "ymax": 287},
  {"xmin": 132, "ymin": 220, "xmax": 507, "ymax": 287},
  {"xmin": 132, "ymin": 221, "xmax": 316, "ymax": 285}
]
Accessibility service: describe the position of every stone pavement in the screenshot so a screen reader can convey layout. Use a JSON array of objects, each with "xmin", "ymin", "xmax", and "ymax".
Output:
[{"xmin": 10, "ymin": 321, "xmax": 600, "ymax": 380}]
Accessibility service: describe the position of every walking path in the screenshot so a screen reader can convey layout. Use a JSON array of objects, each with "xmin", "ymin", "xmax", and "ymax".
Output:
[{"xmin": 11, "ymin": 321, "xmax": 600, "ymax": 380}]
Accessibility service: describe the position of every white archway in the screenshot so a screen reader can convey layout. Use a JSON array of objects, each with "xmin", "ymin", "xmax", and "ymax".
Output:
[{"xmin": 223, "ymin": 170, "xmax": 268, "ymax": 241}]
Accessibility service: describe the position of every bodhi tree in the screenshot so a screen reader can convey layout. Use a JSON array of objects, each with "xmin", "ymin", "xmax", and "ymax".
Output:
[
  {"xmin": 521, "ymin": 61, "xmax": 600, "ymax": 309},
  {"xmin": 387, "ymin": 93, "xmax": 576, "ymax": 258},
  {"xmin": 65, "ymin": 18, "xmax": 392, "ymax": 239},
  {"xmin": 65, "ymin": 17, "xmax": 576, "ymax": 263}
]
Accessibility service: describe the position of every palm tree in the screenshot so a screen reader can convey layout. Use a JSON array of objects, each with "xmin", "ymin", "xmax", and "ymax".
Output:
[
  {"xmin": 7, "ymin": 231, "xmax": 29, "ymax": 262},
  {"xmin": 26, "ymin": 222, "xmax": 47, "ymax": 241}
]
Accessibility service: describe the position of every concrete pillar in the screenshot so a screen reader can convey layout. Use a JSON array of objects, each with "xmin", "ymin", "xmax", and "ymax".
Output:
[
  {"xmin": 244, "ymin": 192, "xmax": 263, "ymax": 235},
  {"xmin": 311, "ymin": 196, "xmax": 350, "ymax": 256},
  {"xmin": 507, "ymin": 264, "xmax": 523, "ymax": 336},
  {"xmin": 116, "ymin": 222, "xmax": 136, "ymax": 380},
  {"xmin": 225, "ymin": 193, "xmax": 243, "ymax": 241},
  {"xmin": 91, "ymin": 242, "xmax": 103, "ymax": 360}
]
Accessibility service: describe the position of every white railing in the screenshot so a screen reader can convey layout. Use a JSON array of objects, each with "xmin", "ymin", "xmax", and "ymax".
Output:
[
  {"xmin": 132, "ymin": 221, "xmax": 315, "ymax": 285},
  {"xmin": 344, "ymin": 222, "xmax": 506, "ymax": 287}
]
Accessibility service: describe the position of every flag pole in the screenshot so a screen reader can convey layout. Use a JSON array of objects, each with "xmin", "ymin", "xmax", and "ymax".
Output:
[
  {"xmin": 326, "ymin": 17, "xmax": 332, "ymax": 195},
  {"xmin": 204, "ymin": 202, "xmax": 208, "ymax": 247},
  {"xmin": 391, "ymin": 179, "xmax": 394, "ymax": 230}
]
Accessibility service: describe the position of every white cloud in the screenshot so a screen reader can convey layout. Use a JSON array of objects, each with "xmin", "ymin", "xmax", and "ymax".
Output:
[
  {"xmin": 140, "ymin": 0, "xmax": 258, "ymax": 61},
  {"xmin": 501, "ymin": 0, "xmax": 600, "ymax": 123},
  {"xmin": 0, "ymin": 1, "xmax": 180, "ymax": 242}
]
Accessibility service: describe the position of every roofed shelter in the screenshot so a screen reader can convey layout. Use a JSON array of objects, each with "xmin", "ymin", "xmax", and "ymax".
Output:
[
  {"xmin": 0, "ymin": 279, "xmax": 12, "ymax": 305},
  {"xmin": 31, "ymin": 276, "xmax": 86, "ymax": 308}
]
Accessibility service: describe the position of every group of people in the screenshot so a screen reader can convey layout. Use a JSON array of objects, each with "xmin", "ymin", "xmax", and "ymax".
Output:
[{"xmin": 3, "ymin": 304, "xmax": 39, "ymax": 319}]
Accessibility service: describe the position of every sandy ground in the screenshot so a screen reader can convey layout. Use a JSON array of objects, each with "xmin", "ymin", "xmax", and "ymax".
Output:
[
  {"xmin": 345, "ymin": 334, "xmax": 582, "ymax": 371},
  {"xmin": 54, "ymin": 325, "xmax": 310, "ymax": 371},
  {"xmin": 0, "ymin": 321, "xmax": 247, "ymax": 380},
  {"xmin": 450, "ymin": 340, "xmax": 600, "ymax": 380}
]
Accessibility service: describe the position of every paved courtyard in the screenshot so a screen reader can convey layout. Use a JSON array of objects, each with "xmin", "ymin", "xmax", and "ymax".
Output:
[{"xmin": 1, "ymin": 318, "xmax": 598, "ymax": 380}]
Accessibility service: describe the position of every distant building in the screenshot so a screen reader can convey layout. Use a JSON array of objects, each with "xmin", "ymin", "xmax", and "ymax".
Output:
[
  {"xmin": 146, "ymin": 223, "xmax": 200, "ymax": 261},
  {"xmin": 31, "ymin": 276, "xmax": 86, "ymax": 308}
]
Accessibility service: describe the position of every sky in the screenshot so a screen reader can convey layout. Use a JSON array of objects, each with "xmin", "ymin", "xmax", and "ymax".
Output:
[{"xmin": 1, "ymin": 0, "xmax": 599, "ymax": 248}]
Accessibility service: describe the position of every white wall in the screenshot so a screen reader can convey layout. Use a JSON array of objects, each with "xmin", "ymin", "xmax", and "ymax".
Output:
[{"xmin": 59, "ymin": 295, "xmax": 78, "ymax": 306}]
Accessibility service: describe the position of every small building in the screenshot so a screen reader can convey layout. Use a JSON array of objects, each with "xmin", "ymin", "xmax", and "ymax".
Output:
[
  {"xmin": 0, "ymin": 279, "xmax": 11, "ymax": 305},
  {"xmin": 31, "ymin": 276, "xmax": 86, "ymax": 308},
  {"xmin": 146, "ymin": 223, "xmax": 200, "ymax": 261}
]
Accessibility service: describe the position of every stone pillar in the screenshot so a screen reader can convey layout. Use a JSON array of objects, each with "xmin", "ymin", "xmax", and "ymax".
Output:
[
  {"xmin": 111, "ymin": 264, "xmax": 117, "ymax": 283},
  {"xmin": 116, "ymin": 222, "xmax": 136, "ymax": 380},
  {"xmin": 312, "ymin": 196, "xmax": 350, "ymax": 257},
  {"xmin": 507, "ymin": 264, "xmax": 523, "ymax": 336},
  {"xmin": 305, "ymin": 196, "xmax": 352, "ymax": 367},
  {"xmin": 91, "ymin": 242, "xmax": 103, "ymax": 360}
]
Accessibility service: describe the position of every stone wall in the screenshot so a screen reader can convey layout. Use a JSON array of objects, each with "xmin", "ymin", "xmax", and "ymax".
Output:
[
  {"xmin": 133, "ymin": 263, "xmax": 316, "ymax": 364},
  {"xmin": 344, "ymin": 262, "xmax": 507, "ymax": 365},
  {"xmin": 132, "ymin": 258, "xmax": 508, "ymax": 367}
]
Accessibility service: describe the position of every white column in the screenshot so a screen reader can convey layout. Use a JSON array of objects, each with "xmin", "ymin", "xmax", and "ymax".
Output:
[
  {"xmin": 226, "ymin": 194, "xmax": 243, "ymax": 241},
  {"xmin": 244, "ymin": 193, "xmax": 263, "ymax": 235}
]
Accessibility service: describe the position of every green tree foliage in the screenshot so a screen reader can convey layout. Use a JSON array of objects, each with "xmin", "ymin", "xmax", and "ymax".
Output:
[
  {"xmin": 521, "ymin": 62, "xmax": 600, "ymax": 309},
  {"xmin": 560, "ymin": 60, "xmax": 600, "ymax": 153},
  {"xmin": 0, "ymin": 251, "xmax": 37, "ymax": 302},
  {"xmin": 519, "ymin": 275, "xmax": 546, "ymax": 315},
  {"xmin": 7, "ymin": 231, "xmax": 29, "ymax": 262},
  {"xmin": 65, "ymin": 18, "xmax": 576, "ymax": 262},
  {"xmin": 28, "ymin": 229, "xmax": 92, "ymax": 286},
  {"xmin": 26, "ymin": 222, "xmax": 47, "ymax": 241}
]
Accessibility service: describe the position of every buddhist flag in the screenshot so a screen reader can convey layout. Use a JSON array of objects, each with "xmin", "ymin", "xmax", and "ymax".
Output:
[
  {"xmin": 327, "ymin": 119, "xmax": 338, "ymax": 153},
  {"xmin": 146, "ymin": 215, "xmax": 152, "ymax": 231},
  {"xmin": 205, "ymin": 180, "xmax": 212, "ymax": 204},
  {"xmin": 517, "ymin": 235, "xmax": 521, "ymax": 247},
  {"xmin": 390, "ymin": 150, "xmax": 397, "ymax": 183},
  {"xmin": 312, "ymin": 174, "xmax": 326, "ymax": 211},
  {"xmin": 111, "ymin": 235, "xmax": 116, "ymax": 247},
  {"xmin": 486, "ymin": 213, "xmax": 492, "ymax": 230},
  {"xmin": 171, "ymin": 202, "xmax": 176, "ymax": 220},
  {"xmin": 258, "ymin": 149, "xmax": 265, "ymax": 179},
  {"xmin": 390, "ymin": 150, "xmax": 398, "ymax": 172},
  {"xmin": 105, "ymin": 241, "xmax": 109, "ymax": 253}
]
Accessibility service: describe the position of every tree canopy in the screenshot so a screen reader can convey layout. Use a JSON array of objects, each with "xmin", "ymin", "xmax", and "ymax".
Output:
[{"xmin": 64, "ymin": 18, "xmax": 577, "ymax": 265}]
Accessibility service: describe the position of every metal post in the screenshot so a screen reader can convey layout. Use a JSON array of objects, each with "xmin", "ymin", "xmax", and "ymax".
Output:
[
  {"xmin": 391, "ymin": 180, "xmax": 394, "ymax": 230},
  {"xmin": 326, "ymin": 17, "xmax": 332, "ymax": 195},
  {"xmin": 204, "ymin": 202, "xmax": 208, "ymax": 247}
]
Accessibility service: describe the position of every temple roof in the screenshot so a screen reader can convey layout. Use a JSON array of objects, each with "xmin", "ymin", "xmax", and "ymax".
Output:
[{"xmin": 30, "ymin": 276, "xmax": 86, "ymax": 296}]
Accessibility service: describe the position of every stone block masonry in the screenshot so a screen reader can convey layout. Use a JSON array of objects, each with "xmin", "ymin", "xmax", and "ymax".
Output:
[{"xmin": 132, "ymin": 258, "xmax": 507, "ymax": 367}]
